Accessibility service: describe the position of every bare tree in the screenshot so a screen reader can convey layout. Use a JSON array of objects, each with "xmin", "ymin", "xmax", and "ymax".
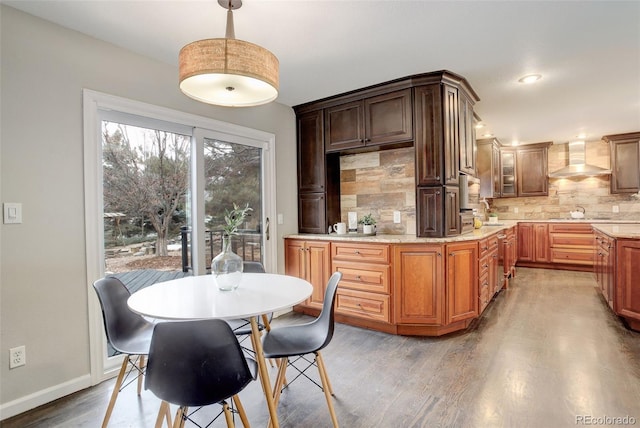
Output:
[{"xmin": 103, "ymin": 123, "xmax": 189, "ymax": 256}]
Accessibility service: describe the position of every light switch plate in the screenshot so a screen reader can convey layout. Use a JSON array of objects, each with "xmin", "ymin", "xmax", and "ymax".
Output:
[{"xmin": 3, "ymin": 203, "xmax": 22, "ymax": 224}]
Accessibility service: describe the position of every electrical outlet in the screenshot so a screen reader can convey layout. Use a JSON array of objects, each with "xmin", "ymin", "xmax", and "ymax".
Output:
[
  {"xmin": 393, "ymin": 211, "xmax": 401, "ymax": 223},
  {"xmin": 9, "ymin": 346, "xmax": 26, "ymax": 369},
  {"xmin": 612, "ymin": 205, "xmax": 619, "ymax": 213},
  {"xmin": 514, "ymin": 207, "xmax": 519, "ymax": 214}
]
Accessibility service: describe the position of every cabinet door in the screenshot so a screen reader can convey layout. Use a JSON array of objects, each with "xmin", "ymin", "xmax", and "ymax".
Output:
[
  {"xmin": 610, "ymin": 139, "xmax": 640, "ymax": 193},
  {"xmin": 444, "ymin": 186, "xmax": 460, "ymax": 236},
  {"xmin": 477, "ymin": 140, "xmax": 498, "ymax": 198},
  {"xmin": 364, "ymin": 89, "xmax": 413, "ymax": 147},
  {"xmin": 459, "ymin": 92, "xmax": 476, "ymax": 176},
  {"xmin": 616, "ymin": 240, "xmax": 640, "ymax": 325},
  {"xmin": 324, "ymin": 101, "xmax": 364, "ymax": 152},
  {"xmin": 517, "ymin": 223, "xmax": 534, "ymax": 261},
  {"xmin": 517, "ymin": 147, "xmax": 548, "ymax": 196},
  {"xmin": 446, "ymin": 241, "xmax": 479, "ymax": 323},
  {"xmin": 414, "ymin": 85, "xmax": 443, "ymax": 186},
  {"xmin": 492, "ymin": 144, "xmax": 501, "ymax": 197},
  {"xmin": 297, "ymin": 110, "xmax": 325, "ymax": 193},
  {"xmin": 416, "ymin": 187, "xmax": 443, "ymax": 237},
  {"xmin": 500, "ymin": 149, "xmax": 517, "ymax": 197},
  {"xmin": 443, "ymin": 84, "xmax": 460, "ymax": 185},
  {"xmin": 298, "ymin": 193, "xmax": 327, "ymax": 234},
  {"xmin": 306, "ymin": 241, "xmax": 332, "ymax": 309},
  {"xmin": 284, "ymin": 239, "xmax": 306, "ymax": 279},
  {"xmin": 394, "ymin": 244, "xmax": 444, "ymax": 325},
  {"xmin": 534, "ymin": 223, "xmax": 550, "ymax": 262}
]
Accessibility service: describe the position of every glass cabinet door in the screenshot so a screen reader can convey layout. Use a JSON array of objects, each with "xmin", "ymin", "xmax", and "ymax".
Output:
[{"xmin": 501, "ymin": 150, "xmax": 517, "ymax": 197}]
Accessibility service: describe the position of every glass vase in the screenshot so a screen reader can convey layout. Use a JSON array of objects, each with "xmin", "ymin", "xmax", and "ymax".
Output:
[{"xmin": 211, "ymin": 235, "xmax": 243, "ymax": 291}]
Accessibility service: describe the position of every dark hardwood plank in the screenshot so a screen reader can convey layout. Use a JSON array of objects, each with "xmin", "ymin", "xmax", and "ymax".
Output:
[{"xmin": 3, "ymin": 268, "xmax": 640, "ymax": 427}]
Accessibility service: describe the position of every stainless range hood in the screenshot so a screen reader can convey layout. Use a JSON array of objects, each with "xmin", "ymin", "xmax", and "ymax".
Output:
[{"xmin": 548, "ymin": 140, "xmax": 611, "ymax": 178}]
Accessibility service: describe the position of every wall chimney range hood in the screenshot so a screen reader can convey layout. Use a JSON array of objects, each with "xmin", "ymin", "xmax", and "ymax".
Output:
[{"xmin": 548, "ymin": 140, "xmax": 611, "ymax": 178}]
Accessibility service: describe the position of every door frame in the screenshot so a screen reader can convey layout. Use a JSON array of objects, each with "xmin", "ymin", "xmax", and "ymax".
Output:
[{"xmin": 82, "ymin": 89, "xmax": 277, "ymax": 384}]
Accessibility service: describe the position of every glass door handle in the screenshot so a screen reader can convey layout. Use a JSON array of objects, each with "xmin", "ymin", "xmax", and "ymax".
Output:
[{"xmin": 265, "ymin": 217, "xmax": 270, "ymax": 241}]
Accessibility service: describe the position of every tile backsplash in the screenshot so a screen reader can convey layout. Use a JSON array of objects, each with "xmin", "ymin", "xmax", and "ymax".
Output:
[
  {"xmin": 338, "ymin": 140, "xmax": 639, "ymax": 235},
  {"xmin": 340, "ymin": 147, "xmax": 416, "ymax": 234}
]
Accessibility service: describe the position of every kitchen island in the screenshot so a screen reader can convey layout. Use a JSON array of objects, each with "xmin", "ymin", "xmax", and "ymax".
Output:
[
  {"xmin": 592, "ymin": 223, "xmax": 640, "ymax": 332},
  {"xmin": 285, "ymin": 222, "xmax": 518, "ymax": 336}
]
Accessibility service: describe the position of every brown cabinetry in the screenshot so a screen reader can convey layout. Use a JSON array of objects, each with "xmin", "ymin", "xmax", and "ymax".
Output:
[
  {"xmin": 332, "ymin": 242, "xmax": 391, "ymax": 324},
  {"xmin": 295, "ymin": 71, "xmax": 479, "ymax": 238},
  {"xmin": 549, "ymin": 223, "xmax": 595, "ymax": 267},
  {"xmin": 478, "ymin": 236, "xmax": 499, "ymax": 313},
  {"xmin": 616, "ymin": 239, "xmax": 640, "ymax": 330},
  {"xmin": 604, "ymin": 132, "xmax": 640, "ymax": 194},
  {"xmin": 594, "ymin": 230, "xmax": 615, "ymax": 309},
  {"xmin": 324, "ymin": 89, "xmax": 413, "ymax": 152},
  {"xmin": 296, "ymin": 110, "xmax": 340, "ymax": 233},
  {"xmin": 517, "ymin": 222, "xmax": 549, "ymax": 263},
  {"xmin": 479, "ymin": 142, "xmax": 551, "ymax": 198},
  {"xmin": 284, "ymin": 239, "xmax": 331, "ymax": 310},
  {"xmin": 393, "ymin": 243, "xmax": 444, "ymax": 325},
  {"xmin": 458, "ymin": 91, "xmax": 476, "ymax": 176},
  {"xmin": 503, "ymin": 226, "xmax": 518, "ymax": 286},
  {"xmin": 476, "ymin": 138, "xmax": 501, "ymax": 198},
  {"xmin": 516, "ymin": 145, "xmax": 549, "ymax": 197},
  {"xmin": 446, "ymin": 241, "xmax": 478, "ymax": 323}
]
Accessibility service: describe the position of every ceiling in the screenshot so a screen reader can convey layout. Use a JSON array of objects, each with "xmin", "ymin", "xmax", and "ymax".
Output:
[{"xmin": 5, "ymin": 1, "xmax": 640, "ymax": 145}]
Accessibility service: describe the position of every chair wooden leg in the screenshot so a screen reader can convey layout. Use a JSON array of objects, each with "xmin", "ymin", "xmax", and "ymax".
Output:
[
  {"xmin": 137, "ymin": 355, "xmax": 146, "ymax": 395},
  {"xmin": 154, "ymin": 401, "xmax": 172, "ymax": 428},
  {"xmin": 315, "ymin": 352, "xmax": 334, "ymax": 396},
  {"xmin": 272, "ymin": 357, "xmax": 288, "ymax": 407},
  {"xmin": 222, "ymin": 401, "xmax": 235, "ymax": 428},
  {"xmin": 101, "ymin": 355, "xmax": 129, "ymax": 428},
  {"xmin": 173, "ymin": 407, "xmax": 187, "ymax": 428},
  {"xmin": 232, "ymin": 394, "xmax": 250, "ymax": 428},
  {"xmin": 316, "ymin": 352, "xmax": 339, "ymax": 428}
]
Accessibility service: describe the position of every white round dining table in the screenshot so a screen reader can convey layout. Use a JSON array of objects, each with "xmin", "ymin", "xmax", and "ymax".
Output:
[{"xmin": 127, "ymin": 272, "xmax": 312, "ymax": 428}]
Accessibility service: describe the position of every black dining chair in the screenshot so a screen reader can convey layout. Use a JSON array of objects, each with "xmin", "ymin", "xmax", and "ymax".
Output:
[
  {"xmin": 92, "ymin": 277, "xmax": 159, "ymax": 428},
  {"xmin": 145, "ymin": 319, "xmax": 257, "ymax": 428},
  {"xmin": 261, "ymin": 271, "xmax": 342, "ymax": 427}
]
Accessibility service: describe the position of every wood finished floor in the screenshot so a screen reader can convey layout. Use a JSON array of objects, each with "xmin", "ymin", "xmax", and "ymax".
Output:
[{"xmin": 3, "ymin": 268, "xmax": 640, "ymax": 428}]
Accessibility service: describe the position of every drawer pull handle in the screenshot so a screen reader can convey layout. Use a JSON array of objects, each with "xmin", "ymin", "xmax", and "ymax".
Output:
[
  {"xmin": 356, "ymin": 275, "xmax": 362, "ymax": 281},
  {"xmin": 354, "ymin": 250, "xmax": 360, "ymax": 254}
]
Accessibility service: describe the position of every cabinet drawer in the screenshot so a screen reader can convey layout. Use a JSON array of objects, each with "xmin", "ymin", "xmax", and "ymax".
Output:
[
  {"xmin": 549, "ymin": 223, "xmax": 593, "ymax": 233},
  {"xmin": 550, "ymin": 248, "xmax": 595, "ymax": 265},
  {"xmin": 336, "ymin": 288, "xmax": 390, "ymax": 323},
  {"xmin": 332, "ymin": 242, "xmax": 390, "ymax": 263},
  {"xmin": 549, "ymin": 233, "xmax": 595, "ymax": 248},
  {"xmin": 479, "ymin": 255, "xmax": 490, "ymax": 276},
  {"xmin": 333, "ymin": 261, "xmax": 390, "ymax": 294}
]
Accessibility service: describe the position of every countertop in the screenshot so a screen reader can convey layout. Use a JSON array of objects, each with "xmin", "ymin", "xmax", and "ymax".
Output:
[
  {"xmin": 286, "ymin": 219, "xmax": 640, "ymax": 244},
  {"xmin": 592, "ymin": 224, "xmax": 640, "ymax": 239},
  {"xmin": 286, "ymin": 221, "xmax": 518, "ymax": 243}
]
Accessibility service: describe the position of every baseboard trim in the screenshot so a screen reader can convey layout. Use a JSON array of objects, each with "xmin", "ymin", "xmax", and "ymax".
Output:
[{"xmin": 0, "ymin": 374, "xmax": 92, "ymax": 421}]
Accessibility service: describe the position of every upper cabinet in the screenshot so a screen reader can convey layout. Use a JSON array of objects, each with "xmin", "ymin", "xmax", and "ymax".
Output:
[
  {"xmin": 294, "ymin": 71, "xmax": 479, "ymax": 237},
  {"xmin": 476, "ymin": 138, "xmax": 501, "ymax": 198},
  {"xmin": 516, "ymin": 144, "xmax": 549, "ymax": 197},
  {"xmin": 477, "ymin": 141, "xmax": 551, "ymax": 198},
  {"xmin": 458, "ymin": 91, "xmax": 476, "ymax": 177},
  {"xmin": 604, "ymin": 132, "xmax": 640, "ymax": 194},
  {"xmin": 325, "ymin": 89, "xmax": 413, "ymax": 153}
]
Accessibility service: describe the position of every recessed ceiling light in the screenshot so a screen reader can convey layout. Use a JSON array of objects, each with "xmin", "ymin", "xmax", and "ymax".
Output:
[
  {"xmin": 576, "ymin": 133, "xmax": 587, "ymax": 139},
  {"xmin": 475, "ymin": 122, "xmax": 485, "ymax": 129},
  {"xmin": 511, "ymin": 140, "xmax": 519, "ymax": 146},
  {"xmin": 518, "ymin": 74, "xmax": 542, "ymax": 84},
  {"xmin": 482, "ymin": 133, "xmax": 494, "ymax": 138}
]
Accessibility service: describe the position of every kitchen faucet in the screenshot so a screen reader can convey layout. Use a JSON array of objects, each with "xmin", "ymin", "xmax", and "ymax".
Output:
[{"xmin": 480, "ymin": 198, "xmax": 490, "ymax": 211}]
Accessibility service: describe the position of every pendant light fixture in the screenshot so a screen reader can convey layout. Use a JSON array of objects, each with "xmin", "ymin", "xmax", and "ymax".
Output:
[{"xmin": 179, "ymin": 0, "xmax": 279, "ymax": 107}]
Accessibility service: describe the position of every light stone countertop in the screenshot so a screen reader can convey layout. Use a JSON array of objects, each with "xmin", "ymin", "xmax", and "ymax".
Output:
[
  {"xmin": 286, "ymin": 219, "xmax": 640, "ymax": 244},
  {"xmin": 285, "ymin": 221, "xmax": 519, "ymax": 244},
  {"xmin": 592, "ymin": 224, "xmax": 640, "ymax": 239}
]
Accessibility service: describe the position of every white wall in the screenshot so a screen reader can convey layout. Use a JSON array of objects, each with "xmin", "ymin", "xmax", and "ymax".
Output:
[{"xmin": 0, "ymin": 5, "xmax": 299, "ymax": 417}]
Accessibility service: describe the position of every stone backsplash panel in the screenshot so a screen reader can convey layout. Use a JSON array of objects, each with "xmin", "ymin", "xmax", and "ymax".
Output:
[
  {"xmin": 338, "ymin": 140, "xmax": 639, "ymax": 234},
  {"xmin": 340, "ymin": 147, "xmax": 416, "ymax": 234}
]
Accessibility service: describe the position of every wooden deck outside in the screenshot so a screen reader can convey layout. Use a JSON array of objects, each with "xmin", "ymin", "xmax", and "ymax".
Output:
[{"xmin": 110, "ymin": 269, "xmax": 192, "ymax": 294}]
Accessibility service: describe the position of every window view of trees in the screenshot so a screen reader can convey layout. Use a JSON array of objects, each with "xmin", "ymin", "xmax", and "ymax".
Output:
[
  {"xmin": 102, "ymin": 122, "xmax": 190, "ymax": 260},
  {"xmin": 101, "ymin": 123, "xmax": 263, "ymax": 274}
]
